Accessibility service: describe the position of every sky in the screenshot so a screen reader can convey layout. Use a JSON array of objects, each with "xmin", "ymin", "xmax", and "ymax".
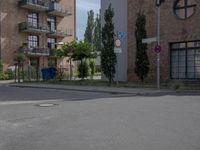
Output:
[{"xmin": 76, "ymin": 0, "xmax": 101, "ymax": 40}]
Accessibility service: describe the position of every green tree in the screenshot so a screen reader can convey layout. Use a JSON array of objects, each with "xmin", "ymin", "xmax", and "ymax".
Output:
[
  {"xmin": 71, "ymin": 41, "xmax": 93, "ymax": 80},
  {"xmin": 93, "ymin": 13, "xmax": 101, "ymax": 52},
  {"xmin": 101, "ymin": 4, "xmax": 116, "ymax": 83},
  {"xmin": 77, "ymin": 61, "xmax": 89, "ymax": 79},
  {"xmin": 15, "ymin": 52, "xmax": 26, "ymax": 83},
  {"xmin": 134, "ymin": 12, "xmax": 150, "ymax": 82},
  {"xmin": 84, "ymin": 10, "xmax": 94, "ymax": 45}
]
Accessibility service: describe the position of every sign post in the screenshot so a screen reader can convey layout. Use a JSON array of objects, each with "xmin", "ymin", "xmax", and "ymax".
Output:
[
  {"xmin": 156, "ymin": 0, "xmax": 161, "ymax": 89},
  {"xmin": 114, "ymin": 39, "xmax": 122, "ymax": 85}
]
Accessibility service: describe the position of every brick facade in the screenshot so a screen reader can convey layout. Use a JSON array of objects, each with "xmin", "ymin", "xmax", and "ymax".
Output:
[
  {"xmin": 0, "ymin": 0, "xmax": 76, "ymax": 71},
  {"xmin": 128, "ymin": 0, "xmax": 200, "ymax": 82}
]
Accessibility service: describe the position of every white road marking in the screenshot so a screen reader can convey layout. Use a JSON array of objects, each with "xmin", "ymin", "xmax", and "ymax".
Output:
[{"xmin": 0, "ymin": 99, "xmax": 64, "ymax": 105}]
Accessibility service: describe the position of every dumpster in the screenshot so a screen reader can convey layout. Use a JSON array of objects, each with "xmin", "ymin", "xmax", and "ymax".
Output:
[{"xmin": 41, "ymin": 67, "xmax": 56, "ymax": 80}]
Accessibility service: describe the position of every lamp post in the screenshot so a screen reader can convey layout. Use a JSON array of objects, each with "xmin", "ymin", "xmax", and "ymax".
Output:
[
  {"xmin": 157, "ymin": 2, "xmax": 161, "ymax": 89},
  {"xmin": 155, "ymin": 0, "xmax": 164, "ymax": 89}
]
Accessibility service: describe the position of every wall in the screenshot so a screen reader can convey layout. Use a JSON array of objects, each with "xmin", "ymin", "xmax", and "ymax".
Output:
[
  {"xmin": 128, "ymin": 0, "xmax": 200, "ymax": 83},
  {"xmin": 101, "ymin": 0, "xmax": 128, "ymax": 81}
]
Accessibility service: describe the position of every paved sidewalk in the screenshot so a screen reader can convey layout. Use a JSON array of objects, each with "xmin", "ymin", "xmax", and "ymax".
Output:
[
  {"xmin": 0, "ymin": 80, "xmax": 14, "ymax": 84},
  {"xmin": 9, "ymin": 82, "xmax": 175, "ymax": 95}
]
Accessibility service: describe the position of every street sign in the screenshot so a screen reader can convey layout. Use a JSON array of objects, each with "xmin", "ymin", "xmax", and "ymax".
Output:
[
  {"xmin": 114, "ymin": 47, "xmax": 122, "ymax": 53},
  {"xmin": 115, "ymin": 39, "xmax": 121, "ymax": 47},
  {"xmin": 142, "ymin": 37, "xmax": 157, "ymax": 44},
  {"xmin": 114, "ymin": 39, "xmax": 122, "ymax": 53},
  {"xmin": 154, "ymin": 45, "xmax": 161, "ymax": 53},
  {"xmin": 118, "ymin": 32, "xmax": 127, "ymax": 40}
]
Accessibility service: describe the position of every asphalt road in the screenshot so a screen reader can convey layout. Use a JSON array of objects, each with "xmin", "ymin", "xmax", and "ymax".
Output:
[
  {"xmin": 0, "ymin": 85, "xmax": 127, "ymax": 101},
  {"xmin": 0, "ymin": 85, "xmax": 200, "ymax": 150}
]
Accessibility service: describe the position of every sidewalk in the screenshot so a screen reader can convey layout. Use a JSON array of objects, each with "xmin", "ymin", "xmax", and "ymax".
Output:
[{"xmin": 9, "ymin": 82, "xmax": 175, "ymax": 96}]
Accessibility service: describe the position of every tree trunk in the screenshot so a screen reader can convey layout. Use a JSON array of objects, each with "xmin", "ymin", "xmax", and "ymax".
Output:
[{"xmin": 17, "ymin": 62, "xmax": 20, "ymax": 83}]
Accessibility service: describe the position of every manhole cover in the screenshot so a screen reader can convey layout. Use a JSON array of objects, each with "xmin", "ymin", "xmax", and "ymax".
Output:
[{"xmin": 37, "ymin": 103, "xmax": 58, "ymax": 107}]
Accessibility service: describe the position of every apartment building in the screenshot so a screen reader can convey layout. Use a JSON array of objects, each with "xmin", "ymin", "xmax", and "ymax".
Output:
[
  {"xmin": 0, "ymin": 0, "xmax": 76, "ymax": 73},
  {"xmin": 101, "ymin": 0, "xmax": 200, "ymax": 83}
]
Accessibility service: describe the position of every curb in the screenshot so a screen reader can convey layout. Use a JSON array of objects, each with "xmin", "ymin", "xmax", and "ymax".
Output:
[
  {"xmin": 10, "ymin": 84, "xmax": 133, "ymax": 95},
  {"xmin": 9, "ymin": 84, "xmax": 178, "ymax": 96}
]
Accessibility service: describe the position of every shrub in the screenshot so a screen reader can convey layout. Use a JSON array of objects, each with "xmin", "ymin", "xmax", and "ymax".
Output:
[
  {"xmin": 89, "ymin": 60, "xmax": 95, "ymax": 76},
  {"xmin": 0, "ymin": 73, "xmax": 9, "ymax": 80},
  {"xmin": 5, "ymin": 70, "xmax": 14, "ymax": 80},
  {"xmin": 78, "ymin": 61, "xmax": 89, "ymax": 79}
]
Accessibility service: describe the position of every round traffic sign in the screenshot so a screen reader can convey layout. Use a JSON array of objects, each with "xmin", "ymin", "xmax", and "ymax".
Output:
[
  {"xmin": 154, "ymin": 45, "xmax": 161, "ymax": 53},
  {"xmin": 115, "ymin": 39, "xmax": 121, "ymax": 48}
]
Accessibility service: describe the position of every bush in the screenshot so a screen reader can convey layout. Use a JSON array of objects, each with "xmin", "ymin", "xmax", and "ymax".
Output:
[
  {"xmin": 78, "ymin": 61, "xmax": 89, "ymax": 79},
  {"xmin": 5, "ymin": 70, "xmax": 14, "ymax": 80},
  {"xmin": 89, "ymin": 60, "xmax": 95, "ymax": 76},
  {"xmin": 0, "ymin": 73, "xmax": 9, "ymax": 80}
]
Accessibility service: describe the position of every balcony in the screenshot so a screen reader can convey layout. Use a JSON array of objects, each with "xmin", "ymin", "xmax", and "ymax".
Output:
[
  {"xmin": 47, "ymin": 29, "xmax": 72, "ymax": 38},
  {"xmin": 47, "ymin": 3, "xmax": 72, "ymax": 17},
  {"xmin": 23, "ymin": 47, "xmax": 50, "ymax": 56},
  {"xmin": 18, "ymin": 0, "xmax": 49, "ymax": 12},
  {"xmin": 19, "ymin": 22, "xmax": 50, "ymax": 34}
]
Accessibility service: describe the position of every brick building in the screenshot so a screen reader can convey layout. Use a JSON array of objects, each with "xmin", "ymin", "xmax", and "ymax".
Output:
[
  {"xmin": 0, "ymin": 0, "xmax": 76, "ymax": 74},
  {"xmin": 102, "ymin": 0, "xmax": 200, "ymax": 83}
]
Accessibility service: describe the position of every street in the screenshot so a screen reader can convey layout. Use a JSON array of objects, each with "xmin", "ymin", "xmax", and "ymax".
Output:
[
  {"xmin": 0, "ymin": 85, "xmax": 200, "ymax": 150},
  {"xmin": 0, "ymin": 85, "xmax": 124, "ymax": 101}
]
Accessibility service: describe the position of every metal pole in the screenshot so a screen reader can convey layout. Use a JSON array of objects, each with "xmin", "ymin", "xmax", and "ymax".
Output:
[
  {"xmin": 156, "ymin": 5, "xmax": 161, "ymax": 89},
  {"xmin": 0, "ymin": 0, "xmax": 2, "ymax": 60},
  {"xmin": 116, "ymin": 53, "xmax": 119, "ymax": 86}
]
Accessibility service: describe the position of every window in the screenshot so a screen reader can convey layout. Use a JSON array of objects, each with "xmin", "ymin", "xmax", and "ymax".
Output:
[
  {"xmin": 47, "ymin": 38, "xmax": 56, "ymax": 49},
  {"xmin": 47, "ymin": 17, "xmax": 56, "ymax": 32},
  {"xmin": 27, "ymin": 12, "xmax": 38, "ymax": 28},
  {"xmin": 174, "ymin": 0, "xmax": 197, "ymax": 19},
  {"xmin": 170, "ymin": 41, "xmax": 200, "ymax": 79},
  {"xmin": 28, "ymin": 35, "xmax": 39, "ymax": 48}
]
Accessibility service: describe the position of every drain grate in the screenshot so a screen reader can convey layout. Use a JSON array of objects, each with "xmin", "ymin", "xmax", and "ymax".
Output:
[{"xmin": 36, "ymin": 103, "xmax": 58, "ymax": 107}]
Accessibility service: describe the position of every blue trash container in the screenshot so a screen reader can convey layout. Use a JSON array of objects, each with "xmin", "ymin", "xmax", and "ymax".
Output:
[{"xmin": 41, "ymin": 67, "xmax": 56, "ymax": 80}]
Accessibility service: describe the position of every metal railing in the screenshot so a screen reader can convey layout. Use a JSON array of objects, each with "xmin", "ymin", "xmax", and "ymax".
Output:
[
  {"xmin": 19, "ymin": 22, "xmax": 50, "ymax": 34},
  {"xmin": 48, "ymin": 3, "xmax": 72, "ymax": 17},
  {"xmin": 48, "ymin": 29, "xmax": 70, "ymax": 37},
  {"xmin": 24, "ymin": 47, "xmax": 50, "ymax": 56},
  {"xmin": 18, "ymin": 0, "xmax": 49, "ymax": 11}
]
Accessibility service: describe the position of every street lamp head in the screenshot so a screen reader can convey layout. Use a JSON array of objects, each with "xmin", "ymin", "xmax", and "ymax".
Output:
[{"xmin": 156, "ymin": 0, "xmax": 165, "ymax": 7}]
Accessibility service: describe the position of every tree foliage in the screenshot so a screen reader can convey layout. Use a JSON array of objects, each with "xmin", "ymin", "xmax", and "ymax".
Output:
[
  {"xmin": 84, "ymin": 10, "xmax": 95, "ymax": 45},
  {"xmin": 134, "ymin": 12, "xmax": 150, "ymax": 82},
  {"xmin": 93, "ymin": 13, "xmax": 101, "ymax": 52},
  {"xmin": 101, "ymin": 4, "xmax": 116, "ymax": 83}
]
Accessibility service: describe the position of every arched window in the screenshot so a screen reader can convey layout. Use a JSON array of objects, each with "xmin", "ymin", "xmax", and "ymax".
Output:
[{"xmin": 174, "ymin": 0, "xmax": 197, "ymax": 19}]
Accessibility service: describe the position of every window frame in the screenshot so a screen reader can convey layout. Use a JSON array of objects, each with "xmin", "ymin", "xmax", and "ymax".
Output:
[
  {"xmin": 174, "ymin": 0, "xmax": 197, "ymax": 20},
  {"xmin": 170, "ymin": 41, "xmax": 200, "ymax": 80},
  {"xmin": 28, "ymin": 35, "xmax": 39, "ymax": 48},
  {"xmin": 47, "ymin": 16, "xmax": 56, "ymax": 32},
  {"xmin": 27, "ymin": 12, "xmax": 39, "ymax": 28}
]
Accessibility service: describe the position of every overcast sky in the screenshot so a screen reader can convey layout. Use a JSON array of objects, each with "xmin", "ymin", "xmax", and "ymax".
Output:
[{"xmin": 76, "ymin": 0, "xmax": 101, "ymax": 40}]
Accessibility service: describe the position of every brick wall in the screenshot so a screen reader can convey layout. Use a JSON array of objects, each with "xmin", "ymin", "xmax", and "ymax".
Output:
[
  {"xmin": 0, "ymin": 0, "xmax": 76, "ymax": 70},
  {"xmin": 128, "ymin": 0, "xmax": 200, "ymax": 83}
]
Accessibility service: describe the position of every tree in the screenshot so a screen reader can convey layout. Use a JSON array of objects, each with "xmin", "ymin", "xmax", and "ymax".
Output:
[
  {"xmin": 101, "ymin": 4, "xmax": 116, "ymax": 83},
  {"xmin": 93, "ymin": 13, "xmax": 101, "ymax": 52},
  {"xmin": 134, "ymin": 12, "xmax": 150, "ymax": 82},
  {"xmin": 71, "ymin": 41, "xmax": 93, "ymax": 80},
  {"xmin": 15, "ymin": 51, "xmax": 26, "ymax": 83},
  {"xmin": 84, "ymin": 10, "xmax": 94, "ymax": 46}
]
